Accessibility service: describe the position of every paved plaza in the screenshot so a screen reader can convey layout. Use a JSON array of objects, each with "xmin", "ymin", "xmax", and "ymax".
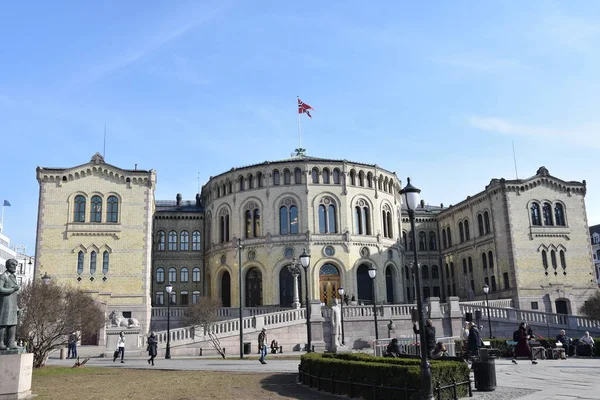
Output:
[{"xmin": 46, "ymin": 352, "xmax": 600, "ymax": 399}]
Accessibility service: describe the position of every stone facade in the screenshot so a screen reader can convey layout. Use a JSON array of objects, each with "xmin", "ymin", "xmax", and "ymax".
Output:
[
  {"xmin": 590, "ymin": 224, "xmax": 600, "ymax": 284},
  {"xmin": 34, "ymin": 153, "xmax": 156, "ymax": 333}
]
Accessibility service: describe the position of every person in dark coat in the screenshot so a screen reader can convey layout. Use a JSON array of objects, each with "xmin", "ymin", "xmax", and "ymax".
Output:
[
  {"xmin": 147, "ymin": 332, "xmax": 158, "ymax": 366},
  {"xmin": 413, "ymin": 319, "xmax": 436, "ymax": 357},
  {"xmin": 556, "ymin": 329, "xmax": 574, "ymax": 357},
  {"xmin": 467, "ymin": 322, "xmax": 483, "ymax": 358},
  {"xmin": 512, "ymin": 322, "xmax": 537, "ymax": 364},
  {"xmin": 386, "ymin": 338, "xmax": 403, "ymax": 357}
]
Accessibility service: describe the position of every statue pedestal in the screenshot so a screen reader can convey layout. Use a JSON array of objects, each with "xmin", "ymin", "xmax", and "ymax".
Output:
[
  {"xmin": 0, "ymin": 352, "xmax": 33, "ymax": 399},
  {"xmin": 332, "ymin": 344, "xmax": 351, "ymax": 353}
]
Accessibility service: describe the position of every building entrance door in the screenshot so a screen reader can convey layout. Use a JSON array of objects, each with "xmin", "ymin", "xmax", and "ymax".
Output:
[{"xmin": 319, "ymin": 263, "xmax": 340, "ymax": 306}]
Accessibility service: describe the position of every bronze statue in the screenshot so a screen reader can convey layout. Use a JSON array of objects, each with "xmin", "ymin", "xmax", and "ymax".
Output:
[{"xmin": 0, "ymin": 259, "xmax": 20, "ymax": 350}]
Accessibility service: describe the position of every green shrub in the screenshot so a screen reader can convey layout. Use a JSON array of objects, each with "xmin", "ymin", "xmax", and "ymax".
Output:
[{"xmin": 299, "ymin": 353, "xmax": 470, "ymax": 400}]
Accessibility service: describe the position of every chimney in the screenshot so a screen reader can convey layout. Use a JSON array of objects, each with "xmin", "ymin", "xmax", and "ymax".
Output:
[
  {"xmin": 420, "ymin": 199, "xmax": 425, "ymax": 209},
  {"xmin": 176, "ymin": 193, "xmax": 182, "ymax": 206}
]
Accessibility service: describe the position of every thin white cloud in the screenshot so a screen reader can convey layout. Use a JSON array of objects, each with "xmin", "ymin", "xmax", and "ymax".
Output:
[{"xmin": 468, "ymin": 116, "xmax": 600, "ymax": 149}]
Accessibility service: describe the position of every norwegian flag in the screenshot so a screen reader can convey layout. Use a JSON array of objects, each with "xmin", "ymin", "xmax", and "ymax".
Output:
[{"xmin": 298, "ymin": 98, "xmax": 314, "ymax": 118}]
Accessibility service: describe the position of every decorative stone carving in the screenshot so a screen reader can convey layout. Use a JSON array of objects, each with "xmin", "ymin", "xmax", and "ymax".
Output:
[{"xmin": 108, "ymin": 310, "xmax": 140, "ymax": 328}]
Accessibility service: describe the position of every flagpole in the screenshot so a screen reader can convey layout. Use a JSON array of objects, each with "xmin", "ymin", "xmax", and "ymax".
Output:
[
  {"xmin": 297, "ymin": 96, "xmax": 302, "ymax": 151},
  {"xmin": 0, "ymin": 202, "xmax": 4, "ymax": 233}
]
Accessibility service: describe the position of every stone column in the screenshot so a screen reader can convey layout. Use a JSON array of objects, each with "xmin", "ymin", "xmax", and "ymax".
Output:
[
  {"xmin": 427, "ymin": 297, "xmax": 444, "ymax": 336},
  {"xmin": 447, "ymin": 296, "xmax": 463, "ymax": 337}
]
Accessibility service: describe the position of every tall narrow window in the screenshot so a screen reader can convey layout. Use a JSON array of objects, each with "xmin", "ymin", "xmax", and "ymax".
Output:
[
  {"xmin": 503, "ymin": 272, "xmax": 510, "ymax": 289},
  {"xmin": 257, "ymin": 172, "xmax": 264, "ymax": 187},
  {"xmin": 358, "ymin": 171, "xmax": 365, "ymax": 186},
  {"xmin": 102, "ymin": 251, "xmax": 109, "ymax": 274},
  {"xmin": 484, "ymin": 211, "xmax": 490, "ymax": 234},
  {"xmin": 464, "ymin": 220, "xmax": 470, "ymax": 240},
  {"xmin": 319, "ymin": 205, "xmax": 327, "ymax": 233},
  {"xmin": 468, "ymin": 257, "xmax": 473, "ymax": 274},
  {"xmin": 181, "ymin": 268, "xmax": 189, "ymax": 282},
  {"xmin": 192, "ymin": 231, "xmax": 201, "ymax": 251},
  {"xmin": 367, "ymin": 173, "xmax": 373, "ymax": 188},
  {"xmin": 279, "ymin": 202, "xmax": 298, "ymax": 235},
  {"xmin": 350, "ymin": 170, "xmax": 356, "ymax": 185},
  {"xmin": 254, "ymin": 209, "xmax": 261, "ymax": 237},
  {"xmin": 192, "ymin": 267, "xmax": 201, "ymax": 282},
  {"xmin": 551, "ymin": 250, "xmax": 557, "ymax": 274},
  {"xmin": 333, "ymin": 168, "xmax": 340, "ymax": 184},
  {"xmin": 192, "ymin": 291, "xmax": 201, "ymax": 304},
  {"xmin": 239, "ymin": 176, "xmax": 245, "ymax": 191},
  {"xmin": 91, "ymin": 196, "xmax": 102, "ymax": 222},
  {"xmin": 323, "ymin": 168, "xmax": 330, "ymax": 184},
  {"xmin": 155, "ymin": 292, "xmax": 164, "ymax": 306},
  {"xmin": 77, "ymin": 251, "xmax": 84, "ymax": 274},
  {"xmin": 462, "ymin": 258, "xmax": 467, "ymax": 274},
  {"xmin": 273, "ymin": 170, "xmax": 280, "ymax": 185},
  {"xmin": 560, "ymin": 250, "xmax": 567, "ymax": 274},
  {"xmin": 318, "ymin": 198, "xmax": 337, "ymax": 233},
  {"xmin": 106, "ymin": 196, "xmax": 119, "ymax": 222},
  {"xmin": 248, "ymin": 174, "xmax": 254, "ymax": 189},
  {"xmin": 180, "ymin": 231, "xmax": 189, "ymax": 251},
  {"xmin": 459, "ymin": 222, "xmax": 465, "ymax": 243},
  {"xmin": 382, "ymin": 205, "xmax": 393, "ymax": 238},
  {"xmin": 90, "ymin": 251, "xmax": 97, "ymax": 274},
  {"xmin": 429, "ymin": 232, "xmax": 437, "ymax": 250},
  {"xmin": 442, "ymin": 229, "xmax": 447, "ymax": 249},
  {"xmin": 219, "ymin": 210, "xmax": 230, "ymax": 243},
  {"xmin": 312, "ymin": 168, "xmax": 319, "ymax": 183},
  {"xmin": 283, "ymin": 169, "xmax": 291, "ymax": 185},
  {"xmin": 542, "ymin": 250, "xmax": 548, "ymax": 274},
  {"xmin": 491, "ymin": 276, "xmax": 497, "ymax": 291},
  {"xmin": 169, "ymin": 291, "xmax": 177, "ymax": 305},
  {"xmin": 157, "ymin": 231, "xmax": 165, "ymax": 251},
  {"xmin": 294, "ymin": 168, "xmax": 302, "ymax": 184},
  {"xmin": 531, "ymin": 203, "xmax": 541, "ymax": 226},
  {"xmin": 280, "ymin": 206, "xmax": 289, "ymax": 235},
  {"xmin": 354, "ymin": 200, "xmax": 371, "ymax": 235},
  {"xmin": 245, "ymin": 210, "xmax": 253, "ymax": 238},
  {"xmin": 169, "ymin": 267, "xmax": 177, "ymax": 283},
  {"xmin": 482, "ymin": 252, "xmax": 487, "ymax": 269},
  {"xmin": 168, "ymin": 231, "xmax": 177, "ymax": 250},
  {"xmin": 422, "ymin": 265, "xmax": 429, "ymax": 279},
  {"xmin": 488, "ymin": 251, "xmax": 494, "ymax": 270},
  {"xmin": 419, "ymin": 231, "xmax": 426, "ymax": 251},
  {"xmin": 74, "ymin": 195, "xmax": 86, "ymax": 222},
  {"xmin": 543, "ymin": 203, "xmax": 553, "ymax": 225},
  {"xmin": 478, "ymin": 214, "xmax": 484, "ymax": 236},
  {"xmin": 431, "ymin": 265, "xmax": 439, "ymax": 279},
  {"xmin": 180, "ymin": 291, "xmax": 189, "ymax": 305},
  {"xmin": 447, "ymin": 227, "xmax": 452, "ymax": 247},
  {"xmin": 554, "ymin": 203, "xmax": 566, "ymax": 226},
  {"xmin": 156, "ymin": 268, "xmax": 165, "ymax": 283}
]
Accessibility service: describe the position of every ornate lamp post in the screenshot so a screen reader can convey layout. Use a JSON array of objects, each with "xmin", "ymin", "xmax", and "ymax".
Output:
[
  {"xmin": 483, "ymin": 283, "xmax": 492, "ymax": 338},
  {"xmin": 237, "ymin": 238, "xmax": 244, "ymax": 359},
  {"xmin": 299, "ymin": 248, "xmax": 312, "ymax": 352},
  {"xmin": 368, "ymin": 264, "xmax": 379, "ymax": 340},
  {"xmin": 338, "ymin": 287, "xmax": 345, "ymax": 345},
  {"xmin": 288, "ymin": 258, "xmax": 301, "ymax": 309},
  {"xmin": 165, "ymin": 282, "xmax": 173, "ymax": 359},
  {"xmin": 400, "ymin": 177, "xmax": 433, "ymax": 400}
]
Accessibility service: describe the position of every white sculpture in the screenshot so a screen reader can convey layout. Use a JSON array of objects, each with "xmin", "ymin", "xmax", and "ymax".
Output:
[
  {"xmin": 331, "ymin": 298, "xmax": 343, "ymax": 347},
  {"xmin": 108, "ymin": 310, "xmax": 140, "ymax": 328}
]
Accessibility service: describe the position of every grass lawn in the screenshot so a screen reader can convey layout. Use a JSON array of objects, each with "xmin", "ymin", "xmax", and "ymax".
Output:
[{"xmin": 32, "ymin": 367, "xmax": 338, "ymax": 399}]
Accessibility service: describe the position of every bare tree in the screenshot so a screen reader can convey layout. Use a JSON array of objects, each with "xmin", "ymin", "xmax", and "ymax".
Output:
[
  {"xmin": 182, "ymin": 297, "xmax": 225, "ymax": 358},
  {"xmin": 17, "ymin": 281, "xmax": 105, "ymax": 368},
  {"xmin": 580, "ymin": 290, "xmax": 600, "ymax": 320}
]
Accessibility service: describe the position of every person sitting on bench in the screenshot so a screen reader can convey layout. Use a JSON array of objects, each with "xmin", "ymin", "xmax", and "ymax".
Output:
[
  {"xmin": 431, "ymin": 341, "xmax": 449, "ymax": 359},
  {"xmin": 578, "ymin": 331, "xmax": 595, "ymax": 357},
  {"xmin": 386, "ymin": 338, "xmax": 403, "ymax": 358},
  {"xmin": 556, "ymin": 330, "xmax": 575, "ymax": 357},
  {"xmin": 270, "ymin": 340, "xmax": 280, "ymax": 354}
]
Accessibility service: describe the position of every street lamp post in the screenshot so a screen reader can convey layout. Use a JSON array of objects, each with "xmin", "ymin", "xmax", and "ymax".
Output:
[
  {"xmin": 237, "ymin": 238, "xmax": 244, "ymax": 359},
  {"xmin": 338, "ymin": 287, "xmax": 345, "ymax": 345},
  {"xmin": 299, "ymin": 248, "xmax": 312, "ymax": 352},
  {"xmin": 288, "ymin": 258, "xmax": 301, "ymax": 309},
  {"xmin": 483, "ymin": 284, "xmax": 492, "ymax": 339},
  {"xmin": 400, "ymin": 177, "xmax": 433, "ymax": 400},
  {"xmin": 368, "ymin": 265, "xmax": 379, "ymax": 340},
  {"xmin": 165, "ymin": 282, "xmax": 173, "ymax": 359}
]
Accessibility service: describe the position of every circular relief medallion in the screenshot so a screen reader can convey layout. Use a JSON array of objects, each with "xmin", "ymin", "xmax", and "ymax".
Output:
[
  {"xmin": 323, "ymin": 197, "xmax": 330, "ymax": 205},
  {"xmin": 324, "ymin": 246, "xmax": 335, "ymax": 257},
  {"xmin": 360, "ymin": 246, "xmax": 370, "ymax": 257},
  {"xmin": 284, "ymin": 247, "xmax": 294, "ymax": 258},
  {"xmin": 284, "ymin": 199, "xmax": 292, "ymax": 206},
  {"xmin": 247, "ymin": 250, "xmax": 256, "ymax": 261},
  {"xmin": 220, "ymin": 254, "xmax": 226, "ymax": 265}
]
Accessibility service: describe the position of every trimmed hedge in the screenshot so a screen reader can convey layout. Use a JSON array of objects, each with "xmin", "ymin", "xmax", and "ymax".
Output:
[{"xmin": 299, "ymin": 352, "xmax": 470, "ymax": 400}]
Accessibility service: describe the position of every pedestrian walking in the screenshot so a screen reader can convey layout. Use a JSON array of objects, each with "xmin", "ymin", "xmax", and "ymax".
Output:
[
  {"xmin": 67, "ymin": 332, "xmax": 78, "ymax": 359},
  {"xmin": 113, "ymin": 331, "xmax": 126, "ymax": 363},
  {"xmin": 258, "ymin": 328, "xmax": 267, "ymax": 364},
  {"xmin": 147, "ymin": 332, "xmax": 158, "ymax": 366},
  {"xmin": 512, "ymin": 322, "xmax": 537, "ymax": 365}
]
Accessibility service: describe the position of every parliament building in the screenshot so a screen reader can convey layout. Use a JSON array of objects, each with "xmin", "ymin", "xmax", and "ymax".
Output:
[{"xmin": 34, "ymin": 152, "xmax": 597, "ymax": 334}]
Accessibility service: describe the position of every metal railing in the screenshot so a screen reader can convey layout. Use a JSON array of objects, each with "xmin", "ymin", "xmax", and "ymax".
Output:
[{"xmin": 374, "ymin": 337, "xmax": 457, "ymax": 357}]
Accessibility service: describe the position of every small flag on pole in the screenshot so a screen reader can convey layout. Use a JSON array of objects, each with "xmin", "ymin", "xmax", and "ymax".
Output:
[
  {"xmin": 298, "ymin": 98, "xmax": 314, "ymax": 118},
  {"xmin": 2, "ymin": 200, "xmax": 10, "ymax": 207}
]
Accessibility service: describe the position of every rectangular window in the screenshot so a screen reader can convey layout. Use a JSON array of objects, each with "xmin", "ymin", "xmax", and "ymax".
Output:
[
  {"xmin": 192, "ymin": 291, "xmax": 200, "ymax": 304},
  {"xmin": 169, "ymin": 292, "xmax": 177, "ymax": 305},
  {"xmin": 192, "ymin": 268, "xmax": 201, "ymax": 282},
  {"xmin": 180, "ymin": 291, "xmax": 189, "ymax": 305},
  {"xmin": 491, "ymin": 276, "xmax": 497, "ymax": 292},
  {"xmin": 155, "ymin": 292, "xmax": 164, "ymax": 306},
  {"xmin": 531, "ymin": 301, "xmax": 538, "ymax": 310},
  {"xmin": 503, "ymin": 272, "xmax": 510, "ymax": 289},
  {"xmin": 433, "ymin": 286, "xmax": 440, "ymax": 298}
]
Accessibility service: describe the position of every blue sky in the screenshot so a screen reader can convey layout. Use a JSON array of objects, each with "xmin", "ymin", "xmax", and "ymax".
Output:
[{"xmin": 1, "ymin": 1, "xmax": 599, "ymax": 254}]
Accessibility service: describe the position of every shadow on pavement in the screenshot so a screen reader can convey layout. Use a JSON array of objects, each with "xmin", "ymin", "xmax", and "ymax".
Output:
[{"xmin": 260, "ymin": 373, "xmax": 340, "ymax": 399}]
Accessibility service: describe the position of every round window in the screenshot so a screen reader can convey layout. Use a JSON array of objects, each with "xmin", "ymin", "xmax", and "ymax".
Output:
[
  {"xmin": 360, "ymin": 247, "xmax": 370, "ymax": 257},
  {"xmin": 324, "ymin": 246, "xmax": 335, "ymax": 257}
]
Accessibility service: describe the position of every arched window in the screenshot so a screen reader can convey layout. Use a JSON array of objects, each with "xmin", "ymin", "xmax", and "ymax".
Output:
[
  {"xmin": 279, "ymin": 203, "xmax": 298, "ymax": 235},
  {"xmin": 228, "ymin": 181, "xmax": 233, "ymax": 193},
  {"xmin": 543, "ymin": 202, "xmax": 553, "ymax": 225},
  {"xmin": 450, "ymin": 262, "xmax": 455, "ymax": 277},
  {"xmin": 402, "ymin": 231, "xmax": 408, "ymax": 249},
  {"xmin": 378, "ymin": 177, "xmax": 383, "ymax": 190},
  {"xmin": 168, "ymin": 267, "xmax": 177, "ymax": 283},
  {"xmin": 90, "ymin": 251, "xmax": 96, "ymax": 274},
  {"xmin": 477, "ymin": 214, "xmax": 484, "ymax": 236},
  {"xmin": 91, "ymin": 196, "xmax": 102, "ymax": 222},
  {"xmin": 192, "ymin": 231, "xmax": 201, "ymax": 251},
  {"xmin": 76, "ymin": 251, "xmax": 85, "ymax": 275},
  {"xmin": 488, "ymin": 251, "xmax": 494, "ymax": 270},
  {"xmin": 74, "ymin": 195, "xmax": 86, "ymax": 222},
  {"xmin": 333, "ymin": 168, "xmax": 340, "ymax": 184},
  {"xmin": 192, "ymin": 267, "xmax": 201, "ymax": 282},
  {"xmin": 257, "ymin": 172, "xmax": 264, "ymax": 187},
  {"xmin": 219, "ymin": 209, "xmax": 230, "ymax": 243},
  {"xmin": 484, "ymin": 212, "xmax": 490, "ymax": 234},
  {"xmin": 273, "ymin": 170, "xmax": 280, "ymax": 185},
  {"xmin": 442, "ymin": 229, "xmax": 447, "ymax": 249},
  {"xmin": 322, "ymin": 168, "xmax": 330, "ymax": 184},
  {"xmin": 155, "ymin": 292, "xmax": 164, "ymax": 306},
  {"xmin": 354, "ymin": 200, "xmax": 371, "ymax": 235},
  {"xmin": 312, "ymin": 168, "xmax": 319, "ymax": 184},
  {"xmin": 464, "ymin": 220, "xmax": 470, "ymax": 240},
  {"xmin": 468, "ymin": 257, "xmax": 473, "ymax": 273},
  {"xmin": 248, "ymin": 174, "xmax": 254, "ymax": 189},
  {"xmin": 358, "ymin": 171, "xmax": 365, "ymax": 186},
  {"xmin": 192, "ymin": 291, "xmax": 200, "ymax": 304},
  {"xmin": 531, "ymin": 203, "xmax": 541, "ymax": 226},
  {"xmin": 445, "ymin": 264, "xmax": 450, "ymax": 278},
  {"xmin": 560, "ymin": 250, "xmax": 567, "ymax": 273},
  {"xmin": 447, "ymin": 227, "xmax": 452, "ymax": 247},
  {"xmin": 421, "ymin": 265, "xmax": 429, "ymax": 279},
  {"xmin": 239, "ymin": 176, "xmax": 245, "ymax": 191},
  {"xmin": 407, "ymin": 232, "xmax": 414, "ymax": 251},
  {"xmin": 244, "ymin": 203, "xmax": 262, "ymax": 238},
  {"xmin": 180, "ymin": 291, "xmax": 189, "ymax": 305},
  {"xmin": 350, "ymin": 170, "xmax": 356, "ymax": 185},
  {"xmin": 482, "ymin": 252, "xmax": 488, "ymax": 269},
  {"xmin": 551, "ymin": 250, "xmax": 557, "ymax": 272},
  {"xmin": 283, "ymin": 169, "xmax": 291, "ymax": 185},
  {"xmin": 382, "ymin": 205, "xmax": 393, "ymax": 238},
  {"xmin": 157, "ymin": 231, "xmax": 165, "ymax": 251},
  {"xmin": 156, "ymin": 267, "xmax": 165, "ymax": 283},
  {"xmin": 180, "ymin": 267, "xmax": 189, "ymax": 282},
  {"xmin": 431, "ymin": 265, "xmax": 439, "ymax": 279},
  {"xmin": 542, "ymin": 250, "xmax": 548, "ymax": 274},
  {"xmin": 180, "ymin": 231, "xmax": 189, "ymax": 251},
  {"xmin": 102, "ymin": 251, "xmax": 109, "ymax": 274},
  {"xmin": 169, "ymin": 291, "xmax": 177, "ymax": 305},
  {"xmin": 462, "ymin": 258, "xmax": 467, "ymax": 274},
  {"xmin": 554, "ymin": 203, "xmax": 566, "ymax": 226},
  {"xmin": 418, "ymin": 231, "xmax": 426, "ymax": 251},
  {"xmin": 367, "ymin": 173, "xmax": 373, "ymax": 188},
  {"xmin": 423, "ymin": 286, "xmax": 431, "ymax": 300},
  {"xmin": 168, "ymin": 231, "xmax": 177, "ymax": 250},
  {"xmin": 459, "ymin": 222, "xmax": 465, "ymax": 243},
  {"xmin": 429, "ymin": 232, "xmax": 437, "ymax": 250},
  {"xmin": 318, "ymin": 198, "xmax": 337, "ymax": 233},
  {"xmin": 294, "ymin": 168, "xmax": 302, "ymax": 184}
]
